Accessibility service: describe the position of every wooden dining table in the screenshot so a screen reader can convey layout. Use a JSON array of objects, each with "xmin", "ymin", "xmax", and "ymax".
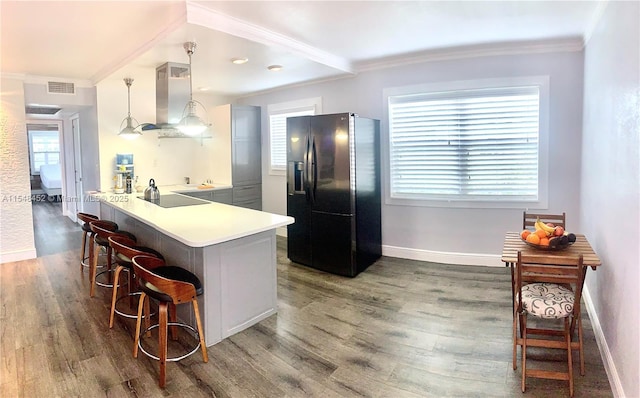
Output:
[{"xmin": 501, "ymin": 231, "xmax": 602, "ymax": 316}]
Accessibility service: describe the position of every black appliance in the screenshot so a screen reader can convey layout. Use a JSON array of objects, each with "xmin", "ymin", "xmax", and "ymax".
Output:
[
  {"xmin": 286, "ymin": 113, "xmax": 381, "ymax": 277},
  {"xmin": 138, "ymin": 194, "xmax": 208, "ymax": 208}
]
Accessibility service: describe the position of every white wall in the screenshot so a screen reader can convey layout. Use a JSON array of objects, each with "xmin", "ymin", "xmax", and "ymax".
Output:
[
  {"xmin": 96, "ymin": 66, "xmax": 232, "ymax": 191},
  {"xmin": 0, "ymin": 77, "xmax": 36, "ymax": 263},
  {"xmin": 238, "ymin": 48, "xmax": 584, "ymax": 265},
  {"xmin": 581, "ymin": 2, "xmax": 640, "ymax": 397}
]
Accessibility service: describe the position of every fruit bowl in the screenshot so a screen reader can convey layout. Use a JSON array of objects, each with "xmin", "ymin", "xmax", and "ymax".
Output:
[{"xmin": 521, "ymin": 237, "xmax": 574, "ymax": 251}]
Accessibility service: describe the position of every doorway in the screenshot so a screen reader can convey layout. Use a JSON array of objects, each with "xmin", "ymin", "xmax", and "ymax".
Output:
[{"xmin": 26, "ymin": 121, "xmax": 63, "ymax": 202}]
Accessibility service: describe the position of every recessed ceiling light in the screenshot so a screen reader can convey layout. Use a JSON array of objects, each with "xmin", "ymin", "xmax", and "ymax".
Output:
[
  {"xmin": 267, "ymin": 65, "xmax": 283, "ymax": 71},
  {"xmin": 231, "ymin": 57, "xmax": 248, "ymax": 65}
]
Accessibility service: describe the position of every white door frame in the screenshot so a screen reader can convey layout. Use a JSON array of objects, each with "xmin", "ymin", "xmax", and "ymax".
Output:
[{"xmin": 70, "ymin": 115, "xmax": 83, "ymax": 220}]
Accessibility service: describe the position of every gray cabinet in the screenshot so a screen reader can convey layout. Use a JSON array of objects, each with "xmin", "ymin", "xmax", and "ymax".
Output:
[
  {"xmin": 213, "ymin": 188, "xmax": 233, "ymax": 204},
  {"xmin": 212, "ymin": 104, "xmax": 262, "ymax": 210},
  {"xmin": 231, "ymin": 106, "xmax": 262, "ymax": 210},
  {"xmin": 182, "ymin": 188, "xmax": 233, "ymax": 205},
  {"xmin": 182, "ymin": 191, "xmax": 212, "ymax": 201}
]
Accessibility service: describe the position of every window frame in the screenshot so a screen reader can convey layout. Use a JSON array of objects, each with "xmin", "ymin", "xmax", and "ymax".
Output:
[
  {"xmin": 383, "ymin": 76, "xmax": 550, "ymax": 209},
  {"xmin": 267, "ymin": 97, "xmax": 322, "ymax": 176}
]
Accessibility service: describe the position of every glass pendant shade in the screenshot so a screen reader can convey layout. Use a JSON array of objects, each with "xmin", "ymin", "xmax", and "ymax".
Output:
[
  {"xmin": 177, "ymin": 41, "xmax": 209, "ymax": 136},
  {"xmin": 119, "ymin": 116, "xmax": 142, "ymax": 139},
  {"xmin": 178, "ymin": 100, "xmax": 208, "ymax": 135}
]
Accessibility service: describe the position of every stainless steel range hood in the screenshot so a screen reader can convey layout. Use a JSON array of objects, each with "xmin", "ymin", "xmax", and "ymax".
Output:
[{"xmin": 140, "ymin": 62, "xmax": 190, "ymax": 134}]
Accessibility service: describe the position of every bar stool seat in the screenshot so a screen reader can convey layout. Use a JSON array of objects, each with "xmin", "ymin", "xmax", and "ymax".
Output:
[
  {"xmin": 77, "ymin": 212, "xmax": 99, "ymax": 271},
  {"xmin": 88, "ymin": 220, "xmax": 135, "ymax": 297},
  {"xmin": 132, "ymin": 255, "xmax": 208, "ymax": 388},
  {"xmin": 108, "ymin": 235, "xmax": 164, "ymax": 328},
  {"xmin": 139, "ymin": 266, "xmax": 204, "ymax": 301}
]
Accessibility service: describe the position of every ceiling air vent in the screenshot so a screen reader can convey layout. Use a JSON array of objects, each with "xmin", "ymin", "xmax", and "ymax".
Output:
[
  {"xmin": 25, "ymin": 106, "xmax": 62, "ymax": 115},
  {"xmin": 47, "ymin": 81, "xmax": 75, "ymax": 94}
]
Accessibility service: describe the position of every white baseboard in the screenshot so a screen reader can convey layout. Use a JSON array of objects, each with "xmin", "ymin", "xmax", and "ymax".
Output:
[
  {"xmin": 382, "ymin": 244, "xmax": 503, "ymax": 267},
  {"xmin": 0, "ymin": 248, "xmax": 37, "ymax": 264},
  {"xmin": 582, "ymin": 285, "xmax": 625, "ymax": 397}
]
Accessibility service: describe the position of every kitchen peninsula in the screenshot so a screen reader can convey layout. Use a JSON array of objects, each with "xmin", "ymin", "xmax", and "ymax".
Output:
[{"xmin": 93, "ymin": 188, "xmax": 293, "ymax": 346}]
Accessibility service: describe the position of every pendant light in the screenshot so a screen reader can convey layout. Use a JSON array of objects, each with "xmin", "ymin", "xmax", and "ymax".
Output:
[
  {"xmin": 118, "ymin": 78, "xmax": 142, "ymax": 140},
  {"xmin": 177, "ymin": 42, "xmax": 208, "ymax": 136}
]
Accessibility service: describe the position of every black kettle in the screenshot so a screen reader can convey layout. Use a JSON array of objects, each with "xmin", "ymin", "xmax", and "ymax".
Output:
[{"xmin": 144, "ymin": 178, "xmax": 160, "ymax": 200}]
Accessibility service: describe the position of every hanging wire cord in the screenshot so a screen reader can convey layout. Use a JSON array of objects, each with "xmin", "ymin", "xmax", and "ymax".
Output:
[{"xmin": 118, "ymin": 78, "xmax": 141, "ymax": 139}]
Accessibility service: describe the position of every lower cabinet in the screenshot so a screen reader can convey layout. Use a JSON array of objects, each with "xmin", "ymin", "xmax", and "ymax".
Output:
[
  {"xmin": 232, "ymin": 184, "xmax": 262, "ymax": 210},
  {"xmin": 182, "ymin": 191, "xmax": 212, "ymax": 201},
  {"xmin": 182, "ymin": 189, "xmax": 233, "ymax": 205},
  {"xmin": 213, "ymin": 189, "xmax": 233, "ymax": 204}
]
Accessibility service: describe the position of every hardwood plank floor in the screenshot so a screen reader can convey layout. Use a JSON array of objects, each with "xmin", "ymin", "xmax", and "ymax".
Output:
[{"xmin": 0, "ymin": 206, "xmax": 612, "ymax": 397}]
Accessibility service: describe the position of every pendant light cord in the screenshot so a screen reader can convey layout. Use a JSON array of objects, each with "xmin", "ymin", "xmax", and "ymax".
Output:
[{"xmin": 124, "ymin": 77, "xmax": 133, "ymax": 118}]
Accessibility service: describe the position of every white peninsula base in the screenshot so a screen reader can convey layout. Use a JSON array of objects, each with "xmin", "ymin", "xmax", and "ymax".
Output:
[{"xmin": 98, "ymin": 196, "xmax": 291, "ymax": 347}]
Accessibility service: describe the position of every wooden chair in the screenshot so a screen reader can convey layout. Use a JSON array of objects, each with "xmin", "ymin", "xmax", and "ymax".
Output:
[
  {"xmin": 88, "ymin": 220, "xmax": 136, "ymax": 297},
  {"xmin": 513, "ymin": 251, "xmax": 585, "ymax": 397},
  {"xmin": 107, "ymin": 235, "xmax": 164, "ymax": 328},
  {"xmin": 523, "ymin": 211, "xmax": 566, "ymax": 230},
  {"xmin": 77, "ymin": 212, "xmax": 99, "ymax": 271},
  {"xmin": 132, "ymin": 255, "xmax": 208, "ymax": 388}
]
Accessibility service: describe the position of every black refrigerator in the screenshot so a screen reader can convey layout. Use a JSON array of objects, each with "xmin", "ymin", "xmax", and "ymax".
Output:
[{"xmin": 286, "ymin": 113, "xmax": 381, "ymax": 277}]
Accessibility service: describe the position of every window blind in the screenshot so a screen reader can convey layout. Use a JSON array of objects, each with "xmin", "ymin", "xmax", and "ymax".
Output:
[
  {"xmin": 388, "ymin": 86, "xmax": 540, "ymax": 201},
  {"xmin": 269, "ymin": 109, "xmax": 315, "ymax": 171},
  {"xmin": 28, "ymin": 130, "xmax": 60, "ymax": 174}
]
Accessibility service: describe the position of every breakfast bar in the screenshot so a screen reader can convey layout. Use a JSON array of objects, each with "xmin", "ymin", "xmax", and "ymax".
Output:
[{"xmin": 94, "ymin": 190, "xmax": 294, "ymax": 347}]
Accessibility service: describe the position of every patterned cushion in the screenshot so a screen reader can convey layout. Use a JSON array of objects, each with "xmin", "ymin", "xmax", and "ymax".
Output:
[{"xmin": 521, "ymin": 282, "xmax": 574, "ymax": 319}]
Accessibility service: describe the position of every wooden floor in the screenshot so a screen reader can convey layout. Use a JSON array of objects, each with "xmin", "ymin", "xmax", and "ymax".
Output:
[{"xmin": 0, "ymin": 202, "xmax": 612, "ymax": 397}]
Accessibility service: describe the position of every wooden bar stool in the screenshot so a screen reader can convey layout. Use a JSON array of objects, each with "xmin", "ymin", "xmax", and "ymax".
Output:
[
  {"xmin": 77, "ymin": 212, "xmax": 99, "ymax": 271},
  {"xmin": 88, "ymin": 220, "xmax": 136, "ymax": 298},
  {"xmin": 132, "ymin": 255, "xmax": 208, "ymax": 388},
  {"xmin": 108, "ymin": 235, "xmax": 164, "ymax": 328}
]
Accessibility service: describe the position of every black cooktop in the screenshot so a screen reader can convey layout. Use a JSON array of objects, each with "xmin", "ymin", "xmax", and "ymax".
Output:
[{"xmin": 137, "ymin": 194, "xmax": 209, "ymax": 208}]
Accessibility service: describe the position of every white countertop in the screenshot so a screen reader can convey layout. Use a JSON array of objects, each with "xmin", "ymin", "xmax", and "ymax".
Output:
[{"xmin": 92, "ymin": 190, "xmax": 293, "ymax": 248}]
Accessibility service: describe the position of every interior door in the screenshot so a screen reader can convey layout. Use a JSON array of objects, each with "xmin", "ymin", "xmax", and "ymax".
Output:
[{"xmin": 72, "ymin": 117, "xmax": 84, "ymax": 216}]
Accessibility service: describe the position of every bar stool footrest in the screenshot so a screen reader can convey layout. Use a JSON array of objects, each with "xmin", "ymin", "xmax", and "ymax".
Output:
[
  {"xmin": 138, "ymin": 322, "xmax": 201, "ymax": 362},
  {"xmin": 114, "ymin": 292, "xmax": 156, "ymax": 319},
  {"xmin": 96, "ymin": 269, "xmax": 124, "ymax": 288}
]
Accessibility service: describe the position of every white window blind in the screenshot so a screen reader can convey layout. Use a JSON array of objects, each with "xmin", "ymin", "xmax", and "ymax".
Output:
[
  {"xmin": 388, "ymin": 86, "xmax": 540, "ymax": 201},
  {"xmin": 269, "ymin": 108, "xmax": 315, "ymax": 172},
  {"xmin": 28, "ymin": 130, "xmax": 60, "ymax": 174}
]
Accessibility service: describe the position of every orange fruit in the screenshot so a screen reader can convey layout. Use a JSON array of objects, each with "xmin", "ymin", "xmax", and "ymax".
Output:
[
  {"xmin": 521, "ymin": 230, "xmax": 531, "ymax": 240},
  {"xmin": 539, "ymin": 237, "xmax": 550, "ymax": 246},
  {"xmin": 535, "ymin": 229, "xmax": 547, "ymax": 239},
  {"xmin": 526, "ymin": 233, "xmax": 540, "ymax": 245}
]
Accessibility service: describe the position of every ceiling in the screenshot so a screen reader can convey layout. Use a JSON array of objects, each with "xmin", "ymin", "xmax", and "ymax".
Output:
[{"xmin": 1, "ymin": 1, "xmax": 604, "ymax": 97}]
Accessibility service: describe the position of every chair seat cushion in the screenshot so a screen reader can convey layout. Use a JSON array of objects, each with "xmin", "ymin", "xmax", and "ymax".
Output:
[
  {"xmin": 82, "ymin": 223, "xmax": 93, "ymax": 233},
  {"xmin": 95, "ymin": 235, "xmax": 110, "ymax": 247},
  {"xmin": 521, "ymin": 282, "xmax": 574, "ymax": 319},
  {"xmin": 139, "ymin": 266, "xmax": 203, "ymax": 303},
  {"xmin": 115, "ymin": 247, "xmax": 164, "ymax": 268},
  {"xmin": 96, "ymin": 230, "xmax": 136, "ymax": 247}
]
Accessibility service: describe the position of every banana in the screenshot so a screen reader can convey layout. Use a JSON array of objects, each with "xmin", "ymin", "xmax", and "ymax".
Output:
[{"xmin": 535, "ymin": 217, "xmax": 556, "ymax": 236}]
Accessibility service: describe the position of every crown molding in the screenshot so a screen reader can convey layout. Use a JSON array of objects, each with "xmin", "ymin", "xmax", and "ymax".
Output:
[
  {"xmin": 185, "ymin": 1, "xmax": 355, "ymax": 74},
  {"xmin": 583, "ymin": 0, "xmax": 610, "ymax": 47},
  {"xmin": 0, "ymin": 72, "xmax": 27, "ymax": 81},
  {"xmin": 355, "ymin": 38, "xmax": 585, "ymax": 72},
  {"xmin": 91, "ymin": 8, "xmax": 188, "ymax": 84}
]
